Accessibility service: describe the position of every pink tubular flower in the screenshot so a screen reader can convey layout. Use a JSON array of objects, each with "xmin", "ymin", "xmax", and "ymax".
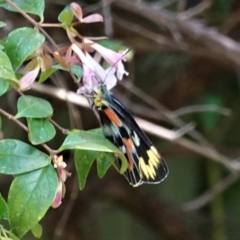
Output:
[
  {"xmin": 90, "ymin": 42, "xmax": 129, "ymax": 80},
  {"xmin": 71, "ymin": 43, "xmax": 117, "ymax": 94}
]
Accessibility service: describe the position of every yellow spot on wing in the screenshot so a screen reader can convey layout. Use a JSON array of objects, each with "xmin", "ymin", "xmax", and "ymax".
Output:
[
  {"xmin": 139, "ymin": 157, "xmax": 149, "ymax": 179},
  {"xmin": 151, "ymin": 146, "xmax": 160, "ymax": 158},
  {"xmin": 147, "ymin": 149, "xmax": 160, "ymax": 168},
  {"xmin": 139, "ymin": 156, "xmax": 157, "ymax": 180}
]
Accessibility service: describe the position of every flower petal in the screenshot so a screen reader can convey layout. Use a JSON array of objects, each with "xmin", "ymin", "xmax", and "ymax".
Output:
[
  {"xmin": 82, "ymin": 14, "xmax": 104, "ymax": 23},
  {"xmin": 19, "ymin": 60, "xmax": 40, "ymax": 91},
  {"xmin": 70, "ymin": 2, "xmax": 83, "ymax": 22},
  {"xmin": 51, "ymin": 180, "xmax": 63, "ymax": 208}
]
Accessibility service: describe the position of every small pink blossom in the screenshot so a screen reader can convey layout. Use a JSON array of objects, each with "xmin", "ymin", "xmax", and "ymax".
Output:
[
  {"xmin": 82, "ymin": 14, "xmax": 103, "ymax": 23},
  {"xmin": 72, "ymin": 43, "xmax": 117, "ymax": 94},
  {"xmin": 51, "ymin": 180, "xmax": 64, "ymax": 208},
  {"xmin": 90, "ymin": 42, "xmax": 129, "ymax": 80},
  {"xmin": 19, "ymin": 58, "xmax": 40, "ymax": 91},
  {"xmin": 70, "ymin": 2, "xmax": 103, "ymax": 24},
  {"xmin": 52, "ymin": 156, "xmax": 71, "ymax": 208}
]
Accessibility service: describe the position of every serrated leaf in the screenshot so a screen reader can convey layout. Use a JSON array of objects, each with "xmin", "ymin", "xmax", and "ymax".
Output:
[
  {"xmin": 8, "ymin": 165, "xmax": 58, "ymax": 238},
  {"xmin": 0, "ymin": 0, "xmax": 44, "ymax": 22},
  {"xmin": 28, "ymin": 118, "xmax": 56, "ymax": 145},
  {"xmin": 0, "ymin": 78, "xmax": 9, "ymax": 96},
  {"xmin": 31, "ymin": 223, "xmax": 42, "ymax": 238},
  {"xmin": 58, "ymin": 5, "xmax": 74, "ymax": 25},
  {"xmin": 0, "ymin": 193, "xmax": 8, "ymax": 220},
  {"xmin": 58, "ymin": 130, "xmax": 128, "ymax": 174},
  {"xmin": 16, "ymin": 95, "xmax": 53, "ymax": 119},
  {"xmin": 96, "ymin": 152, "xmax": 115, "ymax": 178},
  {"xmin": 5, "ymin": 27, "xmax": 45, "ymax": 70},
  {"xmin": 74, "ymin": 150, "xmax": 98, "ymax": 190},
  {"xmin": 0, "ymin": 50, "xmax": 17, "ymax": 82},
  {"xmin": 0, "ymin": 139, "xmax": 50, "ymax": 175}
]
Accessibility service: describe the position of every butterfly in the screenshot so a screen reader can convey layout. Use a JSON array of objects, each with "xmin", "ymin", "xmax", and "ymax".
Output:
[{"xmin": 92, "ymin": 83, "xmax": 169, "ymax": 187}]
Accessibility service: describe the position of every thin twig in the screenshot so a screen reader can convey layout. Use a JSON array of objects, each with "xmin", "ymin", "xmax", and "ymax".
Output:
[
  {"xmin": 182, "ymin": 174, "xmax": 239, "ymax": 211},
  {"xmin": 177, "ymin": 0, "xmax": 211, "ymax": 19},
  {"xmin": 150, "ymin": 0, "xmax": 178, "ymax": 10},
  {"xmin": 114, "ymin": 0, "xmax": 240, "ymax": 68},
  {"xmin": 172, "ymin": 105, "xmax": 231, "ymax": 117},
  {"xmin": 0, "ymin": 108, "xmax": 28, "ymax": 132},
  {"xmin": 102, "ymin": 0, "xmax": 114, "ymax": 37},
  {"xmin": 48, "ymin": 118, "xmax": 69, "ymax": 134},
  {"xmin": 113, "ymin": 14, "xmax": 224, "ymax": 62},
  {"xmin": 5, "ymin": 0, "xmax": 59, "ymax": 50},
  {"xmin": 0, "ymin": 107, "xmax": 56, "ymax": 157},
  {"xmin": 221, "ymin": 8, "xmax": 240, "ymax": 34}
]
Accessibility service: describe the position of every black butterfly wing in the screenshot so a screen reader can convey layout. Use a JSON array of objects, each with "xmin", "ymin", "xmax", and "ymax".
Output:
[
  {"xmin": 98, "ymin": 109, "xmax": 142, "ymax": 185},
  {"xmin": 95, "ymin": 91, "xmax": 168, "ymax": 186}
]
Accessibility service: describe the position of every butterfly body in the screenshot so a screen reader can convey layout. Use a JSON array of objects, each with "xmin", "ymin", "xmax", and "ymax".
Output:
[{"xmin": 93, "ymin": 84, "xmax": 168, "ymax": 187}]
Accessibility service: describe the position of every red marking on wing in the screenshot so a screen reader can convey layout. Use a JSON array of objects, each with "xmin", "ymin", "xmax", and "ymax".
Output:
[
  {"xmin": 104, "ymin": 108, "xmax": 122, "ymax": 126},
  {"xmin": 123, "ymin": 138, "xmax": 134, "ymax": 170}
]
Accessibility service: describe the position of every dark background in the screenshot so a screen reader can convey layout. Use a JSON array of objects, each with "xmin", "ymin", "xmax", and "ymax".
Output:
[{"xmin": 1, "ymin": 0, "xmax": 240, "ymax": 239}]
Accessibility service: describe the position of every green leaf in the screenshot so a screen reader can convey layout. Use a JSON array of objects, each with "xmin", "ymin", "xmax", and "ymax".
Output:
[
  {"xmin": 0, "ymin": 21, "xmax": 6, "ymax": 28},
  {"xmin": 16, "ymin": 95, "xmax": 53, "ymax": 119},
  {"xmin": 0, "ymin": 139, "xmax": 50, "ymax": 175},
  {"xmin": 58, "ymin": 129, "xmax": 121, "ymax": 152},
  {"xmin": 7, "ymin": 232, "xmax": 20, "ymax": 240},
  {"xmin": 74, "ymin": 150, "xmax": 98, "ymax": 190},
  {"xmin": 96, "ymin": 152, "xmax": 115, "ymax": 178},
  {"xmin": 89, "ymin": 128, "xmax": 104, "ymax": 136},
  {"xmin": 0, "ymin": 50, "xmax": 17, "ymax": 82},
  {"xmin": 58, "ymin": 5, "xmax": 74, "ymax": 25},
  {"xmin": 31, "ymin": 223, "xmax": 42, "ymax": 238},
  {"xmin": 0, "ymin": 78, "xmax": 9, "ymax": 96},
  {"xmin": 0, "ymin": 116, "xmax": 2, "ymax": 130},
  {"xmin": 28, "ymin": 118, "xmax": 56, "ymax": 145},
  {"xmin": 39, "ymin": 64, "xmax": 72, "ymax": 83},
  {"xmin": 98, "ymin": 39, "xmax": 127, "ymax": 51},
  {"xmin": 71, "ymin": 64, "xmax": 83, "ymax": 82},
  {"xmin": 38, "ymin": 67, "xmax": 58, "ymax": 83},
  {"xmin": 0, "ymin": 193, "xmax": 8, "ymax": 220},
  {"xmin": 8, "ymin": 165, "xmax": 58, "ymax": 238},
  {"xmin": 58, "ymin": 130, "xmax": 128, "ymax": 174},
  {"xmin": 0, "ymin": 0, "xmax": 45, "ymax": 22},
  {"xmin": 0, "ymin": 42, "xmax": 4, "ymax": 50},
  {"xmin": 5, "ymin": 27, "xmax": 45, "ymax": 70}
]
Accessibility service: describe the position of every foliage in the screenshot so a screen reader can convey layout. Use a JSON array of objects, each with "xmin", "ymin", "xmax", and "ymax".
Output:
[{"xmin": 0, "ymin": 0, "xmax": 128, "ymax": 238}]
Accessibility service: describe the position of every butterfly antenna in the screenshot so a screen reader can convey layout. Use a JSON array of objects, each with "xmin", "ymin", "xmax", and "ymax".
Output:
[{"xmin": 103, "ymin": 48, "xmax": 131, "ymax": 83}]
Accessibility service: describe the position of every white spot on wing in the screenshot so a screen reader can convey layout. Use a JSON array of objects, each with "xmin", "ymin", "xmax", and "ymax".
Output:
[
  {"xmin": 132, "ymin": 131, "xmax": 140, "ymax": 147},
  {"xmin": 102, "ymin": 124, "xmax": 113, "ymax": 136},
  {"xmin": 121, "ymin": 145, "xmax": 126, "ymax": 153}
]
